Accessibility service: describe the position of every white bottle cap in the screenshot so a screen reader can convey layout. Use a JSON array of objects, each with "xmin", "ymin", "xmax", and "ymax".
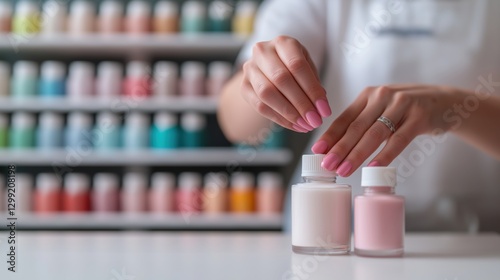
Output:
[
  {"xmin": 154, "ymin": 61, "xmax": 178, "ymax": 78},
  {"xmin": 125, "ymin": 112, "xmax": 149, "ymax": 128},
  {"xmin": 15, "ymin": 1, "xmax": 39, "ymax": 17},
  {"xmin": 0, "ymin": 1, "xmax": 12, "ymax": 18},
  {"xmin": 0, "ymin": 113, "xmax": 8, "ymax": 127},
  {"xmin": 39, "ymin": 112, "xmax": 64, "ymax": 128},
  {"xmin": 208, "ymin": 1, "xmax": 232, "ymax": 19},
  {"xmin": 36, "ymin": 173, "xmax": 61, "ymax": 192},
  {"xmin": 181, "ymin": 61, "xmax": 205, "ymax": 78},
  {"xmin": 97, "ymin": 112, "xmax": 121, "ymax": 126},
  {"xmin": 123, "ymin": 172, "xmax": 148, "ymax": 192},
  {"xmin": 257, "ymin": 172, "xmax": 283, "ymax": 190},
  {"xmin": 65, "ymin": 173, "xmax": 90, "ymax": 193},
  {"xmin": 235, "ymin": 1, "xmax": 258, "ymax": 16},
  {"xmin": 69, "ymin": 61, "xmax": 94, "ymax": 78},
  {"xmin": 127, "ymin": 61, "xmax": 150, "ymax": 78},
  {"xmin": 70, "ymin": 0, "xmax": 95, "ymax": 17},
  {"xmin": 182, "ymin": 1, "xmax": 206, "ymax": 18},
  {"xmin": 12, "ymin": 112, "xmax": 35, "ymax": 128},
  {"xmin": 98, "ymin": 61, "xmax": 123, "ymax": 77},
  {"xmin": 100, "ymin": 0, "xmax": 123, "ymax": 17},
  {"xmin": 155, "ymin": 1, "xmax": 178, "ymax": 17},
  {"xmin": 127, "ymin": 0, "xmax": 150, "ymax": 17},
  {"xmin": 151, "ymin": 172, "xmax": 175, "ymax": 191},
  {"xmin": 67, "ymin": 112, "xmax": 92, "ymax": 128},
  {"xmin": 204, "ymin": 172, "xmax": 228, "ymax": 189},
  {"xmin": 42, "ymin": 0, "xmax": 66, "ymax": 18},
  {"xmin": 93, "ymin": 173, "xmax": 119, "ymax": 192},
  {"xmin": 41, "ymin": 61, "xmax": 66, "ymax": 80},
  {"xmin": 178, "ymin": 172, "xmax": 202, "ymax": 190},
  {"xmin": 208, "ymin": 61, "xmax": 232, "ymax": 78},
  {"xmin": 181, "ymin": 112, "xmax": 205, "ymax": 131},
  {"xmin": 231, "ymin": 172, "xmax": 254, "ymax": 190},
  {"xmin": 13, "ymin": 61, "xmax": 38, "ymax": 78},
  {"xmin": 361, "ymin": 167, "xmax": 397, "ymax": 187},
  {"xmin": 0, "ymin": 61, "xmax": 9, "ymax": 76},
  {"xmin": 301, "ymin": 154, "xmax": 337, "ymax": 178},
  {"xmin": 154, "ymin": 112, "xmax": 177, "ymax": 128}
]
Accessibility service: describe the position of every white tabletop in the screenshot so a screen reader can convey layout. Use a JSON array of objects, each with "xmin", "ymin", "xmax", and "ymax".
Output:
[{"xmin": 0, "ymin": 232, "xmax": 499, "ymax": 280}]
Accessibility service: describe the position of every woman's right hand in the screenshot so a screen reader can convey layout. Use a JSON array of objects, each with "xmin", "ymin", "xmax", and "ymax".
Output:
[{"xmin": 241, "ymin": 35, "xmax": 331, "ymax": 133}]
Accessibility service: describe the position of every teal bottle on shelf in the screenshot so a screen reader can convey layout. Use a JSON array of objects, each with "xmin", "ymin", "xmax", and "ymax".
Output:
[
  {"xmin": 37, "ymin": 112, "xmax": 64, "ymax": 149},
  {"xmin": 181, "ymin": 112, "xmax": 206, "ymax": 148},
  {"xmin": 181, "ymin": 1, "xmax": 206, "ymax": 33},
  {"xmin": 39, "ymin": 61, "xmax": 66, "ymax": 98},
  {"xmin": 94, "ymin": 112, "xmax": 121, "ymax": 150},
  {"xmin": 10, "ymin": 112, "xmax": 36, "ymax": 149},
  {"xmin": 263, "ymin": 127, "xmax": 286, "ymax": 149},
  {"xmin": 208, "ymin": 1, "xmax": 232, "ymax": 32},
  {"xmin": 0, "ymin": 113, "xmax": 8, "ymax": 148},
  {"xmin": 11, "ymin": 61, "xmax": 38, "ymax": 99},
  {"xmin": 151, "ymin": 112, "xmax": 179, "ymax": 149},
  {"xmin": 123, "ymin": 112, "xmax": 150, "ymax": 150}
]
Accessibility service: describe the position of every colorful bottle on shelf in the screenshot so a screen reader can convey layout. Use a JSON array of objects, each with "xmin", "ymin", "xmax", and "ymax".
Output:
[
  {"xmin": 354, "ymin": 167, "xmax": 405, "ymax": 257},
  {"xmin": 176, "ymin": 172, "xmax": 202, "ymax": 213},
  {"xmin": 14, "ymin": 173, "xmax": 33, "ymax": 213},
  {"xmin": 65, "ymin": 112, "xmax": 93, "ymax": 150},
  {"xmin": 181, "ymin": 112, "xmax": 206, "ymax": 148},
  {"xmin": 256, "ymin": 172, "xmax": 284, "ymax": 214},
  {"xmin": 37, "ymin": 112, "xmax": 64, "ymax": 149},
  {"xmin": 151, "ymin": 112, "xmax": 179, "ymax": 149},
  {"xmin": 41, "ymin": 0, "xmax": 66, "ymax": 34},
  {"xmin": 0, "ymin": 61, "xmax": 9, "ymax": 97},
  {"xmin": 229, "ymin": 172, "xmax": 255, "ymax": 213},
  {"xmin": 0, "ymin": 1, "xmax": 12, "ymax": 33},
  {"xmin": 67, "ymin": 61, "xmax": 94, "ymax": 100},
  {"xmin": 98, "ymin": 0, "xmax": 123, "ymax": 34},
  {"xmin": 121, "ymin": 172, "xmax": 148, "ymax": 213},
  {"xmin": 292, "ymin": 154, "xmax": 352, "ymax": 255},
  {"xmin": 181, "ymin": 1, "xmax": 206, "ymax": 33},
  {"xmin": 125, "ymin": 0, "xmax": 150, "ymax": 34},
  {"xmin": 208, "ymin": 1, "xmax": 232, "ymax": 32},
  {"xmin": 34, "ymin": 173, "xmax": 61, "ymax": 213},
  {"xmin": 68, "ymin": 0, "xmax": 95, "ymax": 34},
  {"xmin": 39, "ymin": 61, "xmax": 66, "ymax": 98},
  {"xmin": 11, "ymin": 61, "xmax": 38, "ymax": 99},
  {"xmin": 0, "ymin": 113, "xmax": 8, "ymax": 148},
  {"xmin": 203, "ymin": 172, "xmax": 228, "ymax": 213},
  {"xmin": 63, "ymin": 173, "xmax": 91, "ymax": 212},
  {"xmin": 96, "ymin": 61, "xmax": 123, "ymax": 100},
  {"xmin": 10, "ymin": 112, "xmax": 35, "ymax": 149},
  {"xmin": 207, "ymin": 61, "xmax": 232, "ymax": 96},
  {"xmin": 124, "ymin": 61, "xmax": 151, "ymax": 99},
  {"xmin": 232, "ymin": 1, "xmax": 257, "ymax": 36},
  {"xmin": 0, "ymin": 174, "xmax": 3, "ymax": 211},
  {"xmin": 123, "ymin": 112, "xmax": 150, "ymax": 150},
  {"xmin": 153, "ymin": 61, "xmax": 178, "ymax": 98},
  {"xmin": 94, "ymin": 112, "xmax": 121, "ymax": 150},
  {"xmin": 149, "ymin": 172, "xmax": 175, "ymax": 213},
  {"xmin": 263, "ymin": 127, "xmax": 285, "ymax": 149},
  {"xmin": 12, "ymin": 1, "xmax": 40, "ymax": 34},
  {"xmin": 92, "ymin": 173, "xmax": 119, "ymax": 212},
  {"xmin": 153, "ymin": 1, "xmax": 178, "ymax": 34},
  {"xmin": 180, "ymin": 61, "xmax": 205, "ymax": 96}
]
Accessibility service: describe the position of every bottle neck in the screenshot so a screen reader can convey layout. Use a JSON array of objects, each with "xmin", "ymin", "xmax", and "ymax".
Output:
[
  {"xmin": 304, "ymin": 176, "xmax": 337, "ymax": 183},
  {"xmin": 363, "ymin": 186, "xmax": 395, "ymax": 194}
]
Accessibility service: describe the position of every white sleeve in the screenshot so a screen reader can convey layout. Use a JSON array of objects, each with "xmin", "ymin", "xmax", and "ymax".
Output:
[{"xmin": 236, "ymin": 0, "xmax": 327, "ymax": 71}]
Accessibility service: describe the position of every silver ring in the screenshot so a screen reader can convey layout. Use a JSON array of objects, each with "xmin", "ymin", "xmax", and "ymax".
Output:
[{"xmin": 377, "ymin": 116, "xmax": 396, "ymax": 133}]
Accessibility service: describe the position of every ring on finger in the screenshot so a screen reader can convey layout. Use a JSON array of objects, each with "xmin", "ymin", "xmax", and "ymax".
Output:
[{"xmin": 377, "ymin": 116, "xmax": 396, "ymax": 133}]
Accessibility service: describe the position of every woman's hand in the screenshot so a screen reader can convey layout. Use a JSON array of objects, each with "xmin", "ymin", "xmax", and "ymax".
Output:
[
  {"xmin": 311, "ymin": 85, "xmax": 465, "ymax": 177},
  {"xmin": 241, "ymin": 36, "xmax": 331, "ymax": 133}
]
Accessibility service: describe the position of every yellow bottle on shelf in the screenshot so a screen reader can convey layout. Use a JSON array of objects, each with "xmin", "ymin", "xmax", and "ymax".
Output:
[
  {"xmin": 230, "ymin": 172, "xmax": 256, "ymax": 213},
  {"xmin": 12, "ymin": 1, "xmax": 41, "ymax": 34},
  {"xmin": 232, "ymin": 1, "xmax": 257, "ymax": 36}
]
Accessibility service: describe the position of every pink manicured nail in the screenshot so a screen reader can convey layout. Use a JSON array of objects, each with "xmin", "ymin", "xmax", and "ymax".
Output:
[
  {"xmin": 321, "ymin": 153, "xmax": 340, "ymax": 170},
  {"xmin": 311, "ymin": 140, "xmax": 328, "ymax": 154},
  {"xmin": 337, "ymin": 161, "xmax": 353, "ymax": 177},
  {"xmin": 292, "ymin": 124, "xmax": 308, "ymax": 133},
  {"xmin": 297, "ymin": 117, "xmax": 314, "ymax": 131},
  {"xmin": 306, "ymin": 111, "xmax": 322, "ymax": 128},
  {"xmin": 368, "ymin": 161, "xmax": 380, "ymax": 167},
  {"xmin": 315, "ymin": 99, "xmax": 332, "ymax": 118}
]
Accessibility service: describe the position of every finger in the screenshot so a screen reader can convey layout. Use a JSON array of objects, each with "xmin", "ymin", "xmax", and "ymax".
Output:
[{"xmin": 301, "ymin": 45, "xmax": 320, "ymax": 81}]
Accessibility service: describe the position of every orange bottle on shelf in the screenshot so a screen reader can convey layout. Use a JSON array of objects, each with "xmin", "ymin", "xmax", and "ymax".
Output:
[
  {"xmin": 202, "ymin": 172, "xmax": 228, "ymax": 213},
  {"xmin": 153, "ymin": 1, "xmax": 179, "ymax": 34},
  {"xmin": 229, "ymin": 172, "xmax": 255, "ymax": 213}
]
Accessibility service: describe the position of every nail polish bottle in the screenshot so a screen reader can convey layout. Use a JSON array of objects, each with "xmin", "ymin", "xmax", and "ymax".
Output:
[
  {"xmin": 41, "ymin": 0, "xmax": 66, "ymax": 35},
  {"xmin": 180, "ymin": 61, "xmax": 205, "ymax": 97},
  {"xmin": 229, "ymin": 172, "xmax": 255, "ymax": 213},
  {"xmin": 181, "ymin": 112, "xmax": 206, "ymax": 148},
  {"xmin": 94, "ymin": 112, "xmax": 121, "ymax": 150},
  {"xmin": 202, "ymin": 172, "xmax": 228, "ymax": 214},
  {"xmin": 0, "ymin": 174, "xmax": 4, "ymax": 211},
  {"xmin": 181, "ymin": 1, "xmax": 206, "ymax": 33},
  {"xmin": 11, "ymin": 61, "xmax": 38, "ymax": 99},
  {"xmin": 292, "ymin": 154, "xmax": 352, "ymax": 255},
  {"xmin": 14, "ymin": 173, "xmax": 33, "ymax": 213},
  {"xmin": 208, "ymin": 1, "xmax": 232, "ymax": 32},
  {"xmin": 121, "ymin": 172, "xmax": 148, "ymax": 213},
  {"xmin": 257, "ymin": 172, "xmax": 284, "ymax": 214},
  {"xmin": 10, "ymin": 112, "xmax": 35, "ymax": 149},
  {"xmin": 0, "ymin": 61, "xmax": 9, "ymax": 97},
  {"xmin": 0, "ymin": 1, "xmax": 12, "ymax": 33},
  {"xmin": 39, "ymin": 61, "xmax": 66, "ymax": 98},
  {"xmin": 153, "ymin": 61, "xmax": 178, "ymax": 98},
  {"xmin": 125, "ymin": 0, "xmax": 150, "ymax": 34},
  {"xmin": 67, "ymin": 62, "xmax": 94, "ymax": 100},
  {"xmin": 98, "ymin": 0, "xmax": 123, "ymax": 34},
  {"xmin": 153, "ymin": 1, "xmax": 178, "ymax": 34},
  {"xmin": 354, "ymin": 167, "xmax": 405, "ymax": 257},
  {"xmin": 0, "ymin": 113, "xmax": 8, "ymax": 148},
  {"xmin": 12, "ymin": 1, "xmax": 40, "ymax": 34},
  {"xmin": 151, "ymin": 112, "xmax": 179, "ymax": 149},
  {"xmin": 65, "ymin": 112, "xmax": 93, "ymax": 150},
  {"xmin": 123, "ymin": 112, "xmax": 150, "ymax": 150},
  {"xmin": 63, "ymin": 173, "xmax": 91, "ymax": 212},
  {"xmin": 207, "ymin": 61, "xmax": 232, "ymax": 97},
  {"xmin": 263, "ymin": 128, "xmax": 285, "ymax": 149},
  {"xmin": 68, "ymin": 0, "xmax": 95, "ymax": 35},
  {"xmin": 34, "ymin": 173, "xmax": 61, "ymax": 213},
  {"xmin": 232, "ymin": 1, "xmax": 257, "ymax": 36},
  {"xmin": 92, "ymin": 173, "xmax": 119, "ymax": 212},
  {"xmin": 96, "ymin": 62, "xmax": 123, "ymax": 100},
  {"xmin": 176, "ymin": 172, "xmax": 202, "ymax": 213},
  {"xmin": 149, "ymin": 172, "xmax": 175, "ymax": 213},
  {"xmin": 37, "ymin": 112, "xmax": 64, "ymax": 149},
  {"xmin": 123, "ymin": 61, "xmax": 151, "ymax": 99}
]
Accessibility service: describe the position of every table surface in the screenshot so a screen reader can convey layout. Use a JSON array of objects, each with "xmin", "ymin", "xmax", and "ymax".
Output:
[{"xmin": 0, "ymin": 232, "xmax": 499, "ymax": 280}]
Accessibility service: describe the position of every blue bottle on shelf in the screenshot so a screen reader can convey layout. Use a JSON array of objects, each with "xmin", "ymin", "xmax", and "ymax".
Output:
[
  {"xmin": 65, "ymin": 112, "xmax": 93, "ymax": 150},
  {"xmin": 94, "ymin": 112, "xmax": 121, "ymax": 150},
  {"xmin": 181, "ymin": 1, "xmax": 206, "ymax": 33},
  {"xmin": 11, "ymin": 61, "xmax": 38, "ymax": 99},
  {"xmin": 181, "ymin": 112, "xmax": 206, "ymax": 148},
  {"xmin": 39, "ymin": 61, "xmax": 66, "ymax": 98},
  {"xmin": 262, "ymin": 127, "xmax": 285, "ymax": 149},
  {"xmin": 151, "ymin": 112, "xmax": 179, "ymax": 149},
  {"xmin": 123, "ymin": 112, "xmax": 150, "ymax": 150},
  {"xmin": 37, "ymin": 112, "xmax": 64, "ymax": 149},
  {"xmin": 10, "ymin": 112, "xmax": 36, "ymax": 149}
]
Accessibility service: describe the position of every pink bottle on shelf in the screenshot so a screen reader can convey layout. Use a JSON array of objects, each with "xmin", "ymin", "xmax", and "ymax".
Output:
[
  {"xmin": 153, "ymin": 61, "xmax": 178, "ymax": 98},
  {"xmin": 34, "ymin": 173, "xmax": 62, "ymax": 213},
  {"xmin": 92, "ymin": 173, "xmax": 120, "ymax": 212},
  {"xmin": 124, "ymin": 0, "xmax": 150, "ymax": 34},
  {"xmin": 96, "ymin": 61, "xmax": 123, "ymax": 100},
  {"xmin": 123, "ymin": 61, "xmax": 151, "ymax": 99},
  {"xmin": 207, "ymin": 61, "xmax": 232, "ymax": 97},
  {"xmin": 256, "ymin": 172, "xmax": 284, "ymax": 214},
  {"xmin": 121, "ymin": 172, "xmax": 148, "ymax": 213},
  {"xmin": 63, "ymin": 173, "xmax": 91, "ymax": 212},
  {"xmin": 11, "ymin": 173, "xmax": 33, "ymax": 213},
  {"xmin": 67, "ymin": 61, "xmax": 95, "ymax": 100},
  {"xmin": 354, "ymin": 167, "xmax": 405, "ymax": 257},
  {"xmin": 149, "ymin": 172, "xmax": 175, "ymax": 213},
  {"xmin": 180, "ymin": 61, "xmax": 205, "ymax": 97},
  {"xmin": 98, "ymin": 0, "xmax": 123, "ymax": 34},
  {"xmin": 175, "ymin": 172, "xmax": 202, "ymax": 213},
  {"xmin": 68, "ymin": 0, "xmax": 95, "ymax": 35}
]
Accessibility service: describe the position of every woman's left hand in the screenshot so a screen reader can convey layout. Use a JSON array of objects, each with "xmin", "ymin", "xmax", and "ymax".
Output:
[{"xmin": 311, "ymin": 84, "xmax": 465, "ymax": 177}]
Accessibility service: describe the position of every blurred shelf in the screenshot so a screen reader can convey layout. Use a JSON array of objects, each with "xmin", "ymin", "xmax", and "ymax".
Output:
[
  {"xmin": 0, "ymin": 148, "xmax": 293, "ymax": 166},
  {"xmin": 0, "ymin": 213, "xmax": 283, "ymax": 230},
  {"xmin": 0, "ymin": 97, "xmax": 218, "ymax": 113}
]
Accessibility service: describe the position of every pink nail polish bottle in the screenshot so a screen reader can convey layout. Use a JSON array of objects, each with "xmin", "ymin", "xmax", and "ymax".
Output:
[
  {"xmin": 124, "ymin": 0, "xmax": 150, "ymax": 34},
  {"xmin": 206, "ymin": 61, "xmax": 232, "ymax": 97},
  {"xmin": 63, "ymin": 173, "xmax": 91, "ymax": 212},
  {"xmin": 123, "ymin": 61, "xmax": 151, "ymax": 99},
  {"xmin": 92, "ymin": 173, "xmax": 119, "ymax": 212},
  {"xmin": 121, "ymin": 172, "xmax": 148, "ymax": 213},
  {"xmin": 96, "ymin": 61, "xmax": 123, "ymax": 100},
  {"xmin": 34, "ymin": 173, "xmax": 62, "ymax": 214},
  {"xmin": 354, "ymin": 167, "xmax": 405, "ymax": 257},
  {"xmin": 98, "ymin": 0, "xmax": 123, "ymax": 34},
  {"xmin": 175, "ymin": 172, "xmax": 202, "ymax": 213},
  {"xmin": 256, "ymin": 172, "xmax": 284, "ymax": 215},
  {"xmin": 153, "ymin": 61, "xmax": 178, "ymax": 98},
  {"xmin": 180, "ymin": 61, "xmax": 205, "ymax": 97},
  {"xmin": 149, "ymin": 172, "xmax": 175, "ymax": 213}
]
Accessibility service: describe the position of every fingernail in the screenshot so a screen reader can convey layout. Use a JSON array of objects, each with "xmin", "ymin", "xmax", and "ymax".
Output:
[
  {"xmin": 315, "ymin": 99, "xmax": 332, "ymax": 118},
  {"xmin": 297, "ymin": 117, "xmax": 314, "ymax": 131},
  {"xmin": 337, "ymin": 161, "xmax": 353, "ymax": 177},
  {"xmin": 292, "ymin": 124, "xmax": 308, "ymax": 133},
  {"xmin": 368, "ymin": 161, "xmax": 380, "ymax": 167},
  {"xmin": 321, "ymin": 153, "xmax": 340, "ymax": 170},
  {"xmin": 311, "ymin": 140, "xmax": 328, "ymax": 154},
  {"xmin": 306, "ymin": 111, "xmax": 322, "ymax": 128}
]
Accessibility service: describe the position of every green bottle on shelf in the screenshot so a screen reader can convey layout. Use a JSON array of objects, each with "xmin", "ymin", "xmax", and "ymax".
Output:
[
  {"xmin": 11, "ymin": 61, "xmax": 38, "ymax": 99},
  {"xmin": 181, "ymin": 112, "xmax": 206, "ymax": 148},
  {"xmin": 263, "ymin": 127, "xmax": 285, "ymax": 149},
  {"xmin": 0, "ymin": 113, "xmax": 8, "ymax": 148},
  {"xmin": 208, "ymin": 1, "xmax": 232, "ymax": 32},
  {"xmin": 10, "ymin": 112, "xmax": 36, "ymax": 149},
  {"xmin": 181, "ymin": 1, "xmax": 206, "ymax": 33},
  {"xmin": 151, "ymin": 112, "xmax": 179, "ymax": 149}
]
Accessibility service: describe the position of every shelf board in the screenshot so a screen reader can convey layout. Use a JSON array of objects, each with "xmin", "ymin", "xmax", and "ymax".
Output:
[
  {"xmin": 0, "ymin": 213, "xmax": 283, "ymax": 230},
  {"xmin": 0, "ymin": 96, "xmax": 218, "ymax": 113},
  {"xmin": 0, "ymin": 148, "xmax": 292, "ymax": 166}
]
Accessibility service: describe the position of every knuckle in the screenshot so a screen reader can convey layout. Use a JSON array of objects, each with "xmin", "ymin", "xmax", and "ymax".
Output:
[
  {"xmin": 270, "ymin": 69, "xmax": 292, "ymax": 86},
  {"xmin": 373, "ymin": 85, "xmax": 391, "ymax": 101},
  {"xmin": 392, "ymin": 91, "xmax": 411, "ymax": 107},
  {"xmin": 348, "ymin": 119, "xmax": 368, "ymax": 135},
  {"xmin": 252, "ymin": 41, "xmax": 267, "ymax": 55},
  {"xmin": 391, "ymin": 132, "xmax": 411, "ymax": 148},
  {"xmin": 255, "ymin": 83, "xmax": 274, "ymax": 100},
  {"xmin": 367, "ymin": 125, "xmax": 387, "ymax": 142},
  {"xmin": 242, "ymin": 61, "xmax": 252, "ymax": 75},
  {"xmin": 332, "ymin": 141, "xmax": 350, "ymax": 155},
  {"xmin": 348, "ymin": 149, "xmax": 366, "ymax": 164},
  {"xmin": 255, "ymin": 101, "xmax": 268, "ymax": 115},
  {"xmin": 286, "ymin": 58, "xmax": 308, "ymax": 73},
  {"xmin": 274, "ymin": 35, "xmax": 294, "ymax": 45}
]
